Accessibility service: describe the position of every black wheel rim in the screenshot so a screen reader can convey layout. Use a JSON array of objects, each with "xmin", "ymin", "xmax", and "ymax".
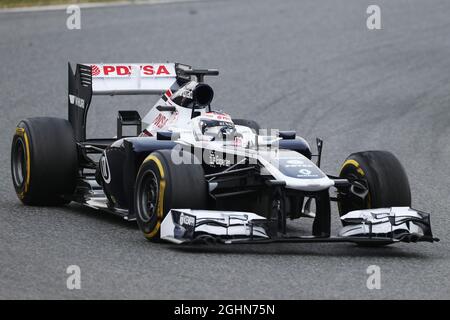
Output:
[
  {"xmin": 138, "ymin": 171, "xmax": 159, "ymax": 223},
  {"xmin": 12, "ymin": 137, "xmax": 27, "ymax": 188}
]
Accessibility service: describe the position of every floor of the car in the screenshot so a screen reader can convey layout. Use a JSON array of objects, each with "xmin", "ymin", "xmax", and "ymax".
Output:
[{"xmin": 83, "ymin": 138, "xmax": 117, "ymax": 148}]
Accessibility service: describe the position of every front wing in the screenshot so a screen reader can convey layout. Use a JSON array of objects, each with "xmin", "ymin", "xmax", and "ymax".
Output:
[{"xmin": 160, "ymin": 207, "xmax": 438, "ymax": 245}]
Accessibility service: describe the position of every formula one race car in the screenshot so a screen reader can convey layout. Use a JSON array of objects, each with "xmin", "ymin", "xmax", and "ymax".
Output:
[{"xmin": 10, "ymin": 62, "xmax": 438, "ymax": 246}]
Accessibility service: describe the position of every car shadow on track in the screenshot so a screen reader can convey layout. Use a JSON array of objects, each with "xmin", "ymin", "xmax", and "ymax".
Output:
[
  {"xmin": 44, "ymin": 203, "xmax": 434, "ymax": 259},
  {"xmin": 167, "ymin": 243, "xmax": 431, "ymax": 259},
  {"xmin": 167, "ymin": 219, "xmax": 431, "ymax": 259},
  {"xmin": 62, "ymin": 203, "xmax": 139, "ymax": 230}
]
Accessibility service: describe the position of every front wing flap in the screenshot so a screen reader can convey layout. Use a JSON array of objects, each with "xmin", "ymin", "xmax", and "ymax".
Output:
[
  {"xmin": 160, "ymin": 209, "xmax": 274, "ymax": 244},
  {"xmin": 339, "ymin": 207, "xmax": 438, "ymax": 243}
]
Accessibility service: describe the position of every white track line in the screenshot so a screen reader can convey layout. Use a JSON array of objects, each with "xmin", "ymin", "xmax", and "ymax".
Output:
[{"xmin": 0, "ymin": 0, "xmax": 198, "ymax": 13}]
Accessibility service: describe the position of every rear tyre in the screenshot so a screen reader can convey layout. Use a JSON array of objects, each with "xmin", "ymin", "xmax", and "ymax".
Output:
[
  {"xmin": 11, "ymin": 117, "xmax": 78, "ymax": 205},
  {"xmin": 134, "ymin": 149, "xmax": 207, "ymax": 241},
  {"xmin": 338, "ymin": 150, "xmax": 411, "ymax": 217},
  {"xmin": 232, "ymin": 119, "xmax": 261, "ymax": 133}
]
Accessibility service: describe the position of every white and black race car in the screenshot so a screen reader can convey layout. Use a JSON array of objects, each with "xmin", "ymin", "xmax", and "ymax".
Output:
[{"xmin": 10, "ymin": 62, "xmax": 438, "ymax": 246}]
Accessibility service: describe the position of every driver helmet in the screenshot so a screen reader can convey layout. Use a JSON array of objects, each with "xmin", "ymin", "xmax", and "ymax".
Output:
[{"xmin": 193, "ymin": 112, "xmax": 236, "ymax": 141}]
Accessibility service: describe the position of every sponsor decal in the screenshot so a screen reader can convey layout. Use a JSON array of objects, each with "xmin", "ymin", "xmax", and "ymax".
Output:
[
  {"xmin": 167, "ymin": 110, "xmax": 179, "ymax": 126},
  {"xmin": 208, "ymin": 151, "xmax": 232, "ymax": 167},
  {"xmin": 173, "ymin": 211, "xmax": 196, "ymax": 240},
  {"xmin": 295, "ymin": 167, "xmax": 320, "ymax": 178},
  {"xmin": 205, "ymin": 112, "xmax": 232, "ymax": 122},
  {"xmin": 179, "ymin": 213, "xmax": 196, "ymax": 227},
  {"xmin": 90, "ymin": 64, "xmax": 175, "ymax": 77},
  {"xmin": 286, "ymin": 159, "xmax": 304, "ymax": 165},
  {"xmin": 139, "ymin": 129, "xmax": 153, "ymax": 137},
  {"xmin": 285, "ymin": 158, "xmax": 314, "ymax": 168},
  {"xmin": 181, "ymin": 89, "xmax": 193, "ymax": 99},
  {"xmin": 234, "ymin": 136, "xmax": 243, "ymax": 147},
  {"xmin": 68, "ymin": 94, "xmax": 85, "ymax": 108},
  {"xmin": 91, "ymin": 65, "xmax": 101, "ymax": 76},
  {"xmin": 279, "ymin": 158, "xmax": 325, "ymax": 179},
  {"xmin": 152, "ymin": 113, "xmax": 169, "ymax": 129},
  {"xmin": 100, "ymin": 154, "xmax": 111, "ymax": 184},
  {"xmin": 298, "ymin": 168, "xmax": 312, "ymax": 176}
]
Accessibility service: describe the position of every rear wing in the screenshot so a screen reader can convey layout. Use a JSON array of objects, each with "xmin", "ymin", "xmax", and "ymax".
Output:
[{"xmin": 68, "ymin": 62, "xmax": 192, "ymax": 141}]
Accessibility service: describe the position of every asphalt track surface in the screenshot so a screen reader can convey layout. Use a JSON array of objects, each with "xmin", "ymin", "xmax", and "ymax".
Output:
[{"xmin": 1, "ymin": 0, "xmax": 449, "ymax": 299}]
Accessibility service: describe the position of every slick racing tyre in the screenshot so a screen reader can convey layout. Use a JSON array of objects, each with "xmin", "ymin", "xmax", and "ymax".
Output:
[
  {"xmin": 232, "ymin": 119, "xmax": 261, "ymax": 133},
  {"xmin": 338, "ymin": 150, "xmax": 411, "ymax": 220},
  {"xmin": 134, "ymin": 149, "xmax": 207, "ymax": 241},
  {"xmin": 11, "ymin": 117, "xmax": 78, "ymax": 205}
]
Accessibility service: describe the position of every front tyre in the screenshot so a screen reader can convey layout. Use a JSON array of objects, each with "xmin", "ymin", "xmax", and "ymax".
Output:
[
  {"xmin": 338, "ymin": 150, "xmax": 411, "ymax": 218},
  {"xmin": 134, "ymin": 150, "xmax": 207, "ymax": 241}
]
